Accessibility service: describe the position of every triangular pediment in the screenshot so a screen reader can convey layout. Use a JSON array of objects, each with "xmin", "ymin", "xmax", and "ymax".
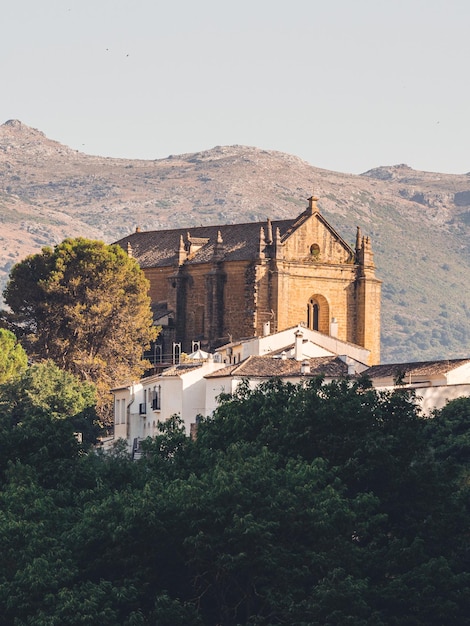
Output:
[{"xmin": 281, "ymin": 207, "xmax": 355, "ymax": 264}]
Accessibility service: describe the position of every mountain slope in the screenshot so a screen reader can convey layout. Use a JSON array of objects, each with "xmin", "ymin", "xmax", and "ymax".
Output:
[{"xmin": 1, "ymin": 119, "xmax": 470, "ymax": 363}]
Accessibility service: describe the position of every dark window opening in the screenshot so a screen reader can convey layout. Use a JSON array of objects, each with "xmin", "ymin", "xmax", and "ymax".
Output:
[{"xmin": 307, "ymin": 300, "xmax": 319, "ymax": 330}]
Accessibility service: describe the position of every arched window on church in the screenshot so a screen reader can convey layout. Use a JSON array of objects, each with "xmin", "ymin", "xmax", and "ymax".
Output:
[
  {"xmin": 306, "ymin": 294, "xmax": 330, "ymax": 334},
  {"xmin": 310, "ymin": 243, "xmax": 320, "ymax": 258},
  {"xmin": 307, "ymin": 298, "xmax": 319, "ymax": 330}
]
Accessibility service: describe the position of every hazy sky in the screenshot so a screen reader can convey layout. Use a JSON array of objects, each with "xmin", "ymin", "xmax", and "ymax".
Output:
[{"xmin": 2, "ymin": 0, "xmax": 469, "ymax": 174}]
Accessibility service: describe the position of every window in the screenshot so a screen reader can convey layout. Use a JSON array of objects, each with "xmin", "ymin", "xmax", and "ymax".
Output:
[
  {"xmin": 306, "ymin": 294, "xmax": 330, "ymax": 334},
  {"xmin": 310, "ymin": 243, "xmax": 320, "ymax": 257},
  {"xmin": 152, "ymin": 385, "xmax": 161, "ymax": 410},
  {"xmin": 173, "ymin": 342, "xmax": 181, "ymax": 364},
  {"xmin": 307, "ymin": 299, "xmax": 319, "ymax": 330}
]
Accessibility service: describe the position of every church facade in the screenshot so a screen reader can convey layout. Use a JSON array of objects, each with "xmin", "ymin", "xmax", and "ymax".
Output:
[{"xmin": 116, "ymin": 196, "xmax": 381, "ymax": 364}]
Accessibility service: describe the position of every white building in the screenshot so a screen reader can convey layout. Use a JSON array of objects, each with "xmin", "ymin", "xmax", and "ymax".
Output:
[
  {"xmin": 112, "ymin": 357, "xmax": 225, "ymax": 456},
  {"xmin": 205, "ymin": 325, "xmax": 369, "ymax": 415},
  {"xmin": 109, "ymin": 326, "xmax": 369, "ymax": 454},
  {"xmin": 365, "ymin": 359, "xmax": 470, "ymax": 414},
  {"xmin": 109, "ymin": 326, "xmax": 470, "ymax": 455},
  {"xmin": 215, "ymin": 323, "xmax": 371, "ymax": 365}
]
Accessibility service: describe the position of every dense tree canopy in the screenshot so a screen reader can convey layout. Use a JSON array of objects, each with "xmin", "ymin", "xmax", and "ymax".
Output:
[
  {"xmin": 0, "ymin": 361, "xmax": 100, "ymax": 483},
  {"xmin": 3, "ymin": 238, "xmax": 157, "ymax": 420},
  {"xmin": 0, "ymin": 377, "xmax": 469, "ymax": 625},
  {"xmin": 0, "ymin": 328, "xmax": 27, "ymax": 384}
]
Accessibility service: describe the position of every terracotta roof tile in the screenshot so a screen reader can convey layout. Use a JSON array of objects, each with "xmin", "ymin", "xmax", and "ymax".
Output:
[
  {"xmin": 205, "ymin": 355, "xmax": 349, "ymax": 379},
  {"xmin": 160, "ymin": 363, "xmax": 203, "ymax": 377},
  {"xmin": 115, "ymin": 218, "xmax": 297, "ymax": 267},
  {"xmin": 366, "ymin": 358, "xmax": 470, "ymax": 379}
]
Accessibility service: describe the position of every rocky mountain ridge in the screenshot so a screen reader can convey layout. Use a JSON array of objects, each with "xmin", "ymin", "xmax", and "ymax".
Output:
[{"xmin": 1, "ymin": 119, "xmax": 470, "ymax": 363}]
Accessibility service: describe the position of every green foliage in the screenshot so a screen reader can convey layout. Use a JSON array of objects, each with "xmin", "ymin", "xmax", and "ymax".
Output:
[
  {"xmin": 3, "ymin": 238, "xmax": 157, "ymax": 422},
  {"xmin": 0, "ymin": 328, "xmax": 27, "ymax": 383},
  {"xmin": 0, "ymin": 362, "xmax": 100, "ymax": 487},
  {"xmin": 0, "ymin": 360, "xmax": 96, "ymax": 422},
  {"xmin": 425, "ymin": 396, "xmax": 470, "ymax": 483},
  {"xmin": 0, "ymin": 378, "xmax": 469, "ymax": 624}
]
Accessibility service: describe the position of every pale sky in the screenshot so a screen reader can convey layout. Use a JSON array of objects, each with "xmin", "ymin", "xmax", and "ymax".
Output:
[{"xmin": 2, "ymin": 0, "xmax": 469, "ymax": 174}]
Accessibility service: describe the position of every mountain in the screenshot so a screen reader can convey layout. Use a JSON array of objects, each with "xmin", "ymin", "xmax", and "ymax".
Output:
[{"xmin": 1, "ymin": 119, "xmax": 470, "ymax": 363}]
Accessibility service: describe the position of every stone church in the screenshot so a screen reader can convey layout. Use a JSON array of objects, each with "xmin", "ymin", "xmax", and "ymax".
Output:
[{"xmin": 116, "ymin": 196, "xmax": 381, "ymax": 365}]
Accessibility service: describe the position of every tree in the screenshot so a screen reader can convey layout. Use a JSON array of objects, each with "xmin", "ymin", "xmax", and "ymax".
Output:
[
  {"xmin": 0, "ymin": 359, "xmax": 97, "ymax": 423},
  {"xmin": 1, "ymin": 377, "xmax": 470, "ymax": 624},
  {"xmin": 425, "ymin": 396, "xmax": 470, "ymax": 483},
  {"xmin": 188, "ymin": 378, "xmax": 470, "ymax": 624},
  {"xmin": 3, "ymin": 238, "xmax": 157, "ymax": 421},
  {"xmin": 0, "ymin": 328, "xmax": 27, "ymax": 384},
  {"xmin": 0, "ymin": 361, "xmax": 100, "ymax": 483}
]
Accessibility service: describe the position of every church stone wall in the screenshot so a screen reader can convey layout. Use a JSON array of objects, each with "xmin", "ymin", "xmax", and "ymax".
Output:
[
  {"xmin": 354, "ymin": 277, "xmax": 381, "ymax": 365},
  {"xmin": 224, "ymin": 260, "xmax": 257, "ymax": 340},
  {"xmin": 144, "ymin": 266, "xmax": 175, "ymax": 312},
  {"xmin": 134, "ymin": 198, "xmax": 381, "ymax": 364},
  {"xmin": 252, "ymin": 261, "xmax": 273, "ymax": 337},
  {"xmin": 282, "ymin": 212, "xmax": 353, "ymax": 265},
  {"xmin": 273, "ymin": 261, "xmax": 357, "ymax": 342},
  {"xmin": 146, "ymin": 259, "xmax": 262, "ymax": 352}
]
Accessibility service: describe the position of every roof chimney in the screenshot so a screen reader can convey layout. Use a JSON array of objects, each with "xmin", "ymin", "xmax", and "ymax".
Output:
[
  {"xmin": 339, "ymin": 355, "xmax": 358, "ymax": 376},
  {"xmin": 300, "ymin": 360, "xmax": 311, "ymax": 375},
  {"xmin": 307, "ymin": 194, "xmax": 319, "ymax": 215},
  {"xmin": 330, "ymin": 317, "xmax": 338, "ymax": 338},
  {"xmin": 294, "ymin": 329, "xmax": 303, "ymax": 361}
]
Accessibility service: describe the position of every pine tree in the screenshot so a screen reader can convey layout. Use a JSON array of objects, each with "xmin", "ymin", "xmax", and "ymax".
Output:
[{"xmin": 3, "ymin": 238, "xmax": 157, "ymax": 421}]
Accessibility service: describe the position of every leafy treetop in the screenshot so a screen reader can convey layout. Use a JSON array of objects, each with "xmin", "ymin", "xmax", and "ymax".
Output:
[
  {"xmin": 0, "ymin": 328, "xmax": 27, "ymax": 384},
  {"xmin": 0, "ymin": 376, "xmax": 470, "ymax": 625},
  {"xmin": 3, "ymin": 238, "xmax": 157, "ymax": 421}
]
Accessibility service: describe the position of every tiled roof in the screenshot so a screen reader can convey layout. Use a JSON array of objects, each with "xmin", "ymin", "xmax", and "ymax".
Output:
[
  {"xmin": 115, "ymin": 217, "xmax": 298, "ymax": 268},
  {"xmin": 267, "ymin": 344, "xmax": 296, "ymax": 357},
  {"xmin": 160, "ymin": 363, "xmax": 204, "ymax": 377},
  {"xmin": 205, "ymin": 355, "xmax": 350, "ymax": 379},
  {"xmin": 365, "ymin": 359, "xmax": 470, "ymax": 379}
]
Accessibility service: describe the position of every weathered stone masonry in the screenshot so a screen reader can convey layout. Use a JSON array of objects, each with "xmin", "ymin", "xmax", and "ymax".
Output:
[{"xmin": 116, "ymin": 196, "xmax": 381, "ymax": 364}]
